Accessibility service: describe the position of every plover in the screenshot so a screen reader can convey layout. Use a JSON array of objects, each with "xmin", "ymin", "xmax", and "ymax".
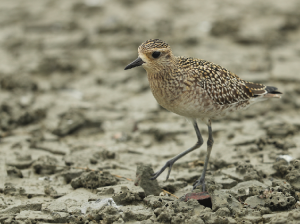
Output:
[{"xmin": 125, "ymin": 39, "xmax": 281, "ymax": 191}]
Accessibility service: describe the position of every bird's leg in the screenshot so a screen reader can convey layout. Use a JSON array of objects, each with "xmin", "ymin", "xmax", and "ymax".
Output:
[
  {"xmin": 193, "ymin": 119, "xmax": 214, "ymax": 192},
  {"xmin": 151, "ymin": 121, "xmax": 204, "ymax": 181}
]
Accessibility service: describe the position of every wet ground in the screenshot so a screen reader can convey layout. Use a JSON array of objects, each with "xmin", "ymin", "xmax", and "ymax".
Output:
[{"xmin": 1, "ymin": 0, "xmax": 300, "ymax": 223}]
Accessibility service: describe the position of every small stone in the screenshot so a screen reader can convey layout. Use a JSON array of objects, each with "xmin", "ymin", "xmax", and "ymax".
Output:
[
  {"xmin": 6, "ymin": 167, "xmax": 23, "ymax": 178},
  {"xmin": 3, "ymin": 183, "xmax": 17, "ymax": 195},
  {"xmin": 32, "ymin": 155, "xmax": 58, "ymax": 175},
  {"xmin": 134, "ymin": 164, "xmax": 161, "ymax": 196},
  {"xmin": 53, "ymin": 109, "xmax": 86, "ymax": 136},
  {"xmin": 93, "ymin": 149, "xmax": 116, "ymax": 160},
  {"xmin": 44, "ymin": 185, "xmax": 58, "ymax": 196},
  {"xmin": 90, "ymin": 158, "xmax": 98, "ymax": 164}
]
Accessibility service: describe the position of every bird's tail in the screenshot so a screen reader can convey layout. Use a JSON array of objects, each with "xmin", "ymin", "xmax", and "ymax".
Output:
[
  {"xmin": 263, "ymin": 86, "xmax": 282, "ymax": 98},
  {"xmin": 244, "ymin": 82, "xmax": 282, "ymax": 99}
]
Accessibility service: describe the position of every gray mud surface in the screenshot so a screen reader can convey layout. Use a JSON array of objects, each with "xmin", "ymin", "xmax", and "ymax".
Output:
[{"xmin": 1, "ymin": 0, "xmax": 300, "ymax": 223}]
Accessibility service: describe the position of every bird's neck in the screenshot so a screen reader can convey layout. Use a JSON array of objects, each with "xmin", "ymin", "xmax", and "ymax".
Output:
[
  {"xmin": 146, "ymin": 67, "xmax": 173, "ymax": 80},
  {"xmin": 146, "ymin": 59, "xmax": 180, "ymax": 81},
  {"xmin": 146, "ymin": 64, "xmax": 182, "ymax": 94}
]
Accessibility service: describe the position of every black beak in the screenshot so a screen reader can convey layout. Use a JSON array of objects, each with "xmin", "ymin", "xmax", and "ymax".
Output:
[{"xmin": 124, "ymin": 57, "xmax": 144, "ymax": 70}]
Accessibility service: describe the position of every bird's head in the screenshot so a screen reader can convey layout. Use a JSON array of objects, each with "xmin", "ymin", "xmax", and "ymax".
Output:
[{"xmin": 124, "ymin": 39, "xmax": 174, "ymax": 72}]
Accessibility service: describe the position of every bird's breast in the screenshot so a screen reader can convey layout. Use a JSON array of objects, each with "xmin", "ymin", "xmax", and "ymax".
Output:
[
  {"xmin": 147, "ymin": 74, "xmax": 184, "ymax": 106},
  {"xmin": 147, "ymin": 73, "xmax": 214, "ymax": 118}
]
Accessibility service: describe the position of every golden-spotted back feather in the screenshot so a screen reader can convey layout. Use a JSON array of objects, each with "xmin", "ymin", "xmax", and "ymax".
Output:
[{"xmin": 176, "ymin": 57, "xmax": 257, "ymax": 105}]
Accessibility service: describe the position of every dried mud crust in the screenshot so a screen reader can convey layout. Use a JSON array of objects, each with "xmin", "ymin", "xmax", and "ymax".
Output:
[
  {"xmin": 71, "ymin": 171, "xmax": 118, "ymax": 189},
  {"xmin": 1, "ymin": 0, "xmax": 300, "ymax": 223}
]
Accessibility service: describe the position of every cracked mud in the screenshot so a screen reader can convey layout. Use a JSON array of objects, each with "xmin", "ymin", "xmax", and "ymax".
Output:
[{"xmin": 1, "ymin": 0, "xmax": 300, "ymax": 223}]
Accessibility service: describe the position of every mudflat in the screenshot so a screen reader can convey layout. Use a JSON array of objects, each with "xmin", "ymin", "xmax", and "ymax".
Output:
[{"xmin": 1, "ymin": 0, "xmax": 300, "ymax": 223}]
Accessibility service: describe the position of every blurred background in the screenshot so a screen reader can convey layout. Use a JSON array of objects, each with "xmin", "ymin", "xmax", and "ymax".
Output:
[{"xmin": 1, "ymin": 0, "xmax": 300, "ymax": 210}]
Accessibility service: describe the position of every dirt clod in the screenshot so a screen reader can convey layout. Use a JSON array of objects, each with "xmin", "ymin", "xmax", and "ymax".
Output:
[
  {"xmin": 112, "ymin": 186, "xmax": 145, "ymax": 205},
  {"xmin": 33, "ymin": 155, "xmax": 58, "ymax": 175},
  {"xmin": 71, "ymin": 171, "xmax": 118, "ymax": 189},
  {"xmin": 135, "ymin": 164, "xmax": 162, "ymax": 196}
]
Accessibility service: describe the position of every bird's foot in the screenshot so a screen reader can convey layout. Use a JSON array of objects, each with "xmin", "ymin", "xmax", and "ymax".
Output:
[
  {"xmin": 150, "ymin": 159, "xmax": 175, "ymax": 181},
  {"xmin": 193, "ymin": 177, "xmax": 206, "ymax": 192}
]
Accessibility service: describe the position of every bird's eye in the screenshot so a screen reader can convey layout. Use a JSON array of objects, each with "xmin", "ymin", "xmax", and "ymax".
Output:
[{"xmin": 152, "ymin": 51, "xmax": 161, "ymax": 58}]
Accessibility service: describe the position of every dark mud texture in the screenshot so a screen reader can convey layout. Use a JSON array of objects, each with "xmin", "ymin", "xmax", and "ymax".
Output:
[{"xmin": 1, "ymin": 0, "xmax": 300, "ymax": 223}]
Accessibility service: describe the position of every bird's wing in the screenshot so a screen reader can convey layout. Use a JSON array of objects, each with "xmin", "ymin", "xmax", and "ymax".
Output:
[
  {"xmin": 177, "ymin": 57, "xmax": 254, "ymax": 105},
  {"xmin": 196, "ymin": 67, "xmax": 253, "ymax": 105}
]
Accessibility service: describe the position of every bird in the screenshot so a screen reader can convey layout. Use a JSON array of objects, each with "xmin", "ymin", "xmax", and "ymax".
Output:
[{"xmin": 124, "ymin": 39, "xmax": 282, "ymax": 192}]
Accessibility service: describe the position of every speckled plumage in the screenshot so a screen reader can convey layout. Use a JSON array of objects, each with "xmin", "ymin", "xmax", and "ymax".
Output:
[
  {"xmin": 133, "ymin": 39, "xmax": 281, "ymax": 122},
  {"xmin": 125, "ymin": 39, "xmax": 282, "ymax": 191}
]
